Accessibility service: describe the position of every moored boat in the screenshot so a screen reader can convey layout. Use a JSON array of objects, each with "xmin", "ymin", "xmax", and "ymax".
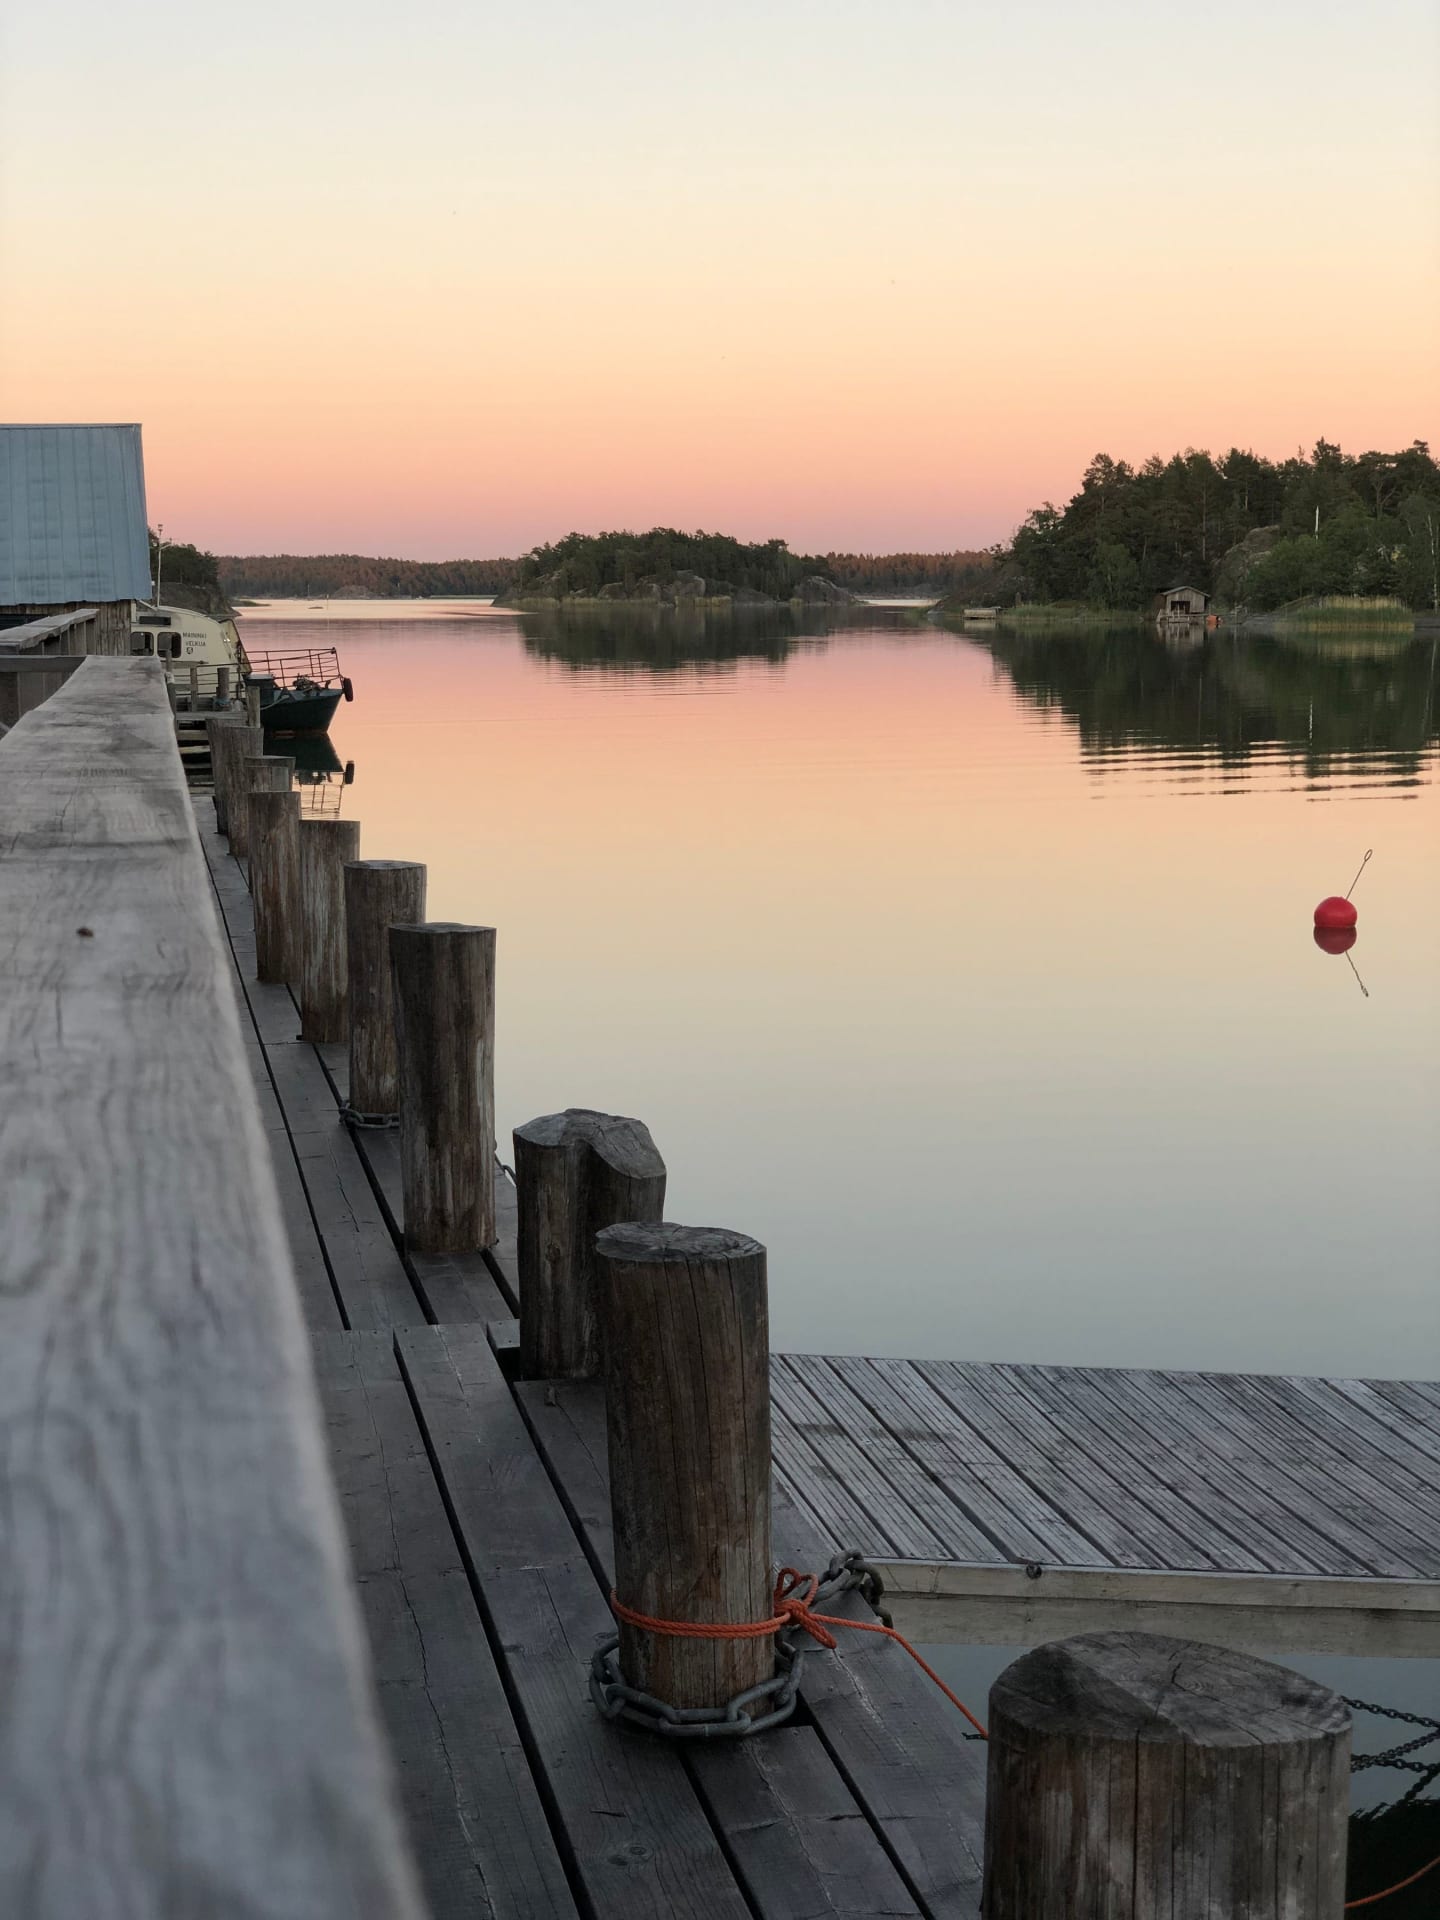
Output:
[{"xmin": 240, "ymin": 644, "xmax": 353, "ymax": 734}]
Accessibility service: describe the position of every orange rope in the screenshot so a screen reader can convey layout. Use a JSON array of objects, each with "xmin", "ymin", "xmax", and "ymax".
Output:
[
  {"xmin": 1345, "ymin": 1850, "xmax": 1440, "ymax": 1909},
  {"xmin": 610, "ymin": 1566, "xmax": 989, "ymax": 1739}
]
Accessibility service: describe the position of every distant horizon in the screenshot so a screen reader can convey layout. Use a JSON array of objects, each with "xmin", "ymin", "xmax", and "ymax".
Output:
[{"xmin": 198, "ymin": 428, "xmax": 1431, "ymax": 564}]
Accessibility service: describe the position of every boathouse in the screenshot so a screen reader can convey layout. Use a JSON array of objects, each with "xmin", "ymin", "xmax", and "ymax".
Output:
[
  {"xmin": 0, "ymin": 423, "xmax": 151, "ymax": 652},
  {"xmin": 1160, "ymin": 583, "xmax": 1208, "ymax": 618}
]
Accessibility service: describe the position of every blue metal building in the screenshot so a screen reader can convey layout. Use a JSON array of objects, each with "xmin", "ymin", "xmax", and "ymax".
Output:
[{"xmin": 0, "ymin": 424, "xmax": 151, "ymax": 651}]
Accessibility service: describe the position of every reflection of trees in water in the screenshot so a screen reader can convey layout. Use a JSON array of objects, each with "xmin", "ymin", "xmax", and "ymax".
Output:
[
  {"xmin": 984, "ymin": 628, "xmax": 1440, "ymax": 780},
  {"xmin": 518, "ymin": 605, "xmax": 852, "ymax": 674}
]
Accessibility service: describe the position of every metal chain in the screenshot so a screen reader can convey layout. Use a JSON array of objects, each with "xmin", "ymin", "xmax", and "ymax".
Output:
[
  {"xmin": 589, "ymin": 1553, "xmax": 893, "ymax": 1742},
  {"xmin": 1345, "ymin": 1696, "xmax": 1440, "ymax": 1774}
]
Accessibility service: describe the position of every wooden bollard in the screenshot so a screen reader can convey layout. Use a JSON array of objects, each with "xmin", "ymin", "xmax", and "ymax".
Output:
[
  {"xmin": 344, "ymin": 860, "xmax": 426, "ymax": 1120},
  {"xmin": 596, "ymin": 1223, "xmax": 772, "ymax": 1713},
  {"xmin": 514, "ymin": 1110, "xmax": 666, "ymax": 1379},
  {"xmin": 213, "ymin": 720, "xmax": 262, "ymax": 840},
  {"xmin": 204, "ymin": 715, "xmax": 242, "ymax": 828},
  {"xmin": 297, "ymin": 818, "xmax": 361, "ymax": 1044},
  {"xmin": 238, "ymin": 753, "xmax": 294, "ymax": 868},
  {"xmin": 250, "ymin": 788, "xmax": 301, "ymax": 985},
  {"xmin": 984, "ymin": 1631, "xmax": 1350, "ymax": 1918},
  {"xmin": 390, "ymin": 922, "xmax": 495, "ymax": 1252},
  {"xmin": 216, "ymin": 664, "xmax": 231, "ymax": 705}
]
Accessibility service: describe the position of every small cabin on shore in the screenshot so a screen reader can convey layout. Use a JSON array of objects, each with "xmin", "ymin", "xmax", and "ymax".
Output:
[
  {"xmin": 1160, "ymin": 584, "xmax": 1208, "ymax": 619},
  {"xmin": 0, "ymin": 423, "xmax": 152, "ymax": 653}
]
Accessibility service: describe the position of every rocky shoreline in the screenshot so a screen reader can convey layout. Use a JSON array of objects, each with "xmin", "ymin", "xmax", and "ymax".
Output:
[{"xmin": 497, "ymin": 570, "xmax": 858, "ymax": 612}]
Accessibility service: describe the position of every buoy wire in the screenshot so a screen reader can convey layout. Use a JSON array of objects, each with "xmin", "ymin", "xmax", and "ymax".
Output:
[
  {"xmin": 1346, "ymin": 951, "xmax": 1370, "ymax": 998},
  {"xmin": 1345, "ymin": 849, "xmax": 1373, "ymax": 900}
]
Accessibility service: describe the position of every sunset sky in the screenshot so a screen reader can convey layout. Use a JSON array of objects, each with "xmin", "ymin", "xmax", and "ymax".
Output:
[{"xmin": 2, "ymin": 0, "xmax": 1436, "ymax": 556}]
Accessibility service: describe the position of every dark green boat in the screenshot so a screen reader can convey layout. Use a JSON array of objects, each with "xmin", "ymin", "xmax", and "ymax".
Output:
[{"xmin": 243, "ymin": 645, "xmax": 353, "ymax": 735}]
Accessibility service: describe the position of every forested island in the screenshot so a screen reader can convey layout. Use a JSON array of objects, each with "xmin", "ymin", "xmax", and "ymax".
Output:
[{"xmin": 951, "ymin": 439, "xmax": 1440, "ymax": 615}]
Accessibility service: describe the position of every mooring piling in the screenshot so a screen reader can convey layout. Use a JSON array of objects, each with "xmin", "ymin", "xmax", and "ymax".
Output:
[
  {"xmin": 343, "ymin": 860, "xmax": 427, "ymax": 1121},
  {"xmin": 250, "ymin": 786, "xmax": 301, "ymax": 984},
  {"xmin": 982, "ymin": 1630, "xmax": 1350, "ymax": 1918},
  {"xmin": 297, "ymin": 818, "xmax": 362, "ymax": 1044},
  {"xmin": 240, "ymin": 754, "xmax": 294, "ymax": 872},
  {"xmin": 389, "ymin": 921, "xmax": 496, "ymax": 1252},
  {"xmin": 513, "ymin": 1109, "xmax": 666, "ymax": 1380},
  {"xmin": 595, "ymin": 1221, "xmax": 773, "ymax": 1713}
]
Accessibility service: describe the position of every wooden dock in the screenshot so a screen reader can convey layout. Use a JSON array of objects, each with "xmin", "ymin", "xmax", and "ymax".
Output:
[{"xmin": 6, "ymin": 655, "xmax": 1428, "ymax": 1915}]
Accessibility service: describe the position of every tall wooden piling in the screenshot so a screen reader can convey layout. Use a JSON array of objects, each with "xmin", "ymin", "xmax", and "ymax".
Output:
[
  {"xmin": 595, "ymin": 1222, "xmax": 773, "ymax": 1713},
  {"xmin": 250, "ymin": 788, "xmax": 301, "ymax": 985},
  {"xmin": 514, "ymin": 1110, "xmax": 666, "ymax": 1379},
  {"xmin": 211, "ymin": 720, "xmax": 262, "ymax": 838},
  {"xmin": 239, "ymin": 754, "xmax": 294, "ymax": 870},
  {"xmin": 344, "ymin": 861, "xmax": 426, "ymax": 1120},
  {"xmin": 390, "ymin": 922, "xmax": 495, "ymax": 1251},
  {"xmin": 983, "ymin": 1631, "xmax": 1350, "ymax": 1919},
  {"xmin": 298, "ymin": 819, "xmax": 362, "ymax": 1044}
]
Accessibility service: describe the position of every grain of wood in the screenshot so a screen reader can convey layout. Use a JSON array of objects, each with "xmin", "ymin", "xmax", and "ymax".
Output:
[
  {"xmin": 240, "ymin": 752, "xmax": 294, "ymax": 869},
  {"xmin": 513, "ymin": 1109, "xmax": 666, "ymax": 1379},
  {"xmin": 345, "ymin": 861, "xmax": 425, "ymax": 1119},
  {"xmin": 250, "ymin": 786, "xmax": 301, "ymax": 984},
  {"xmin": 983, "ymin": 1631, "xmax": 1349, "ymax": 1918},
  {"xmin": 391, "ymin": 922, "xmax": 495, "ymax": 1254},
  {"xmin": 298, "ymin": 818, "xmax": 362, "ymax": 1045},
  {"xmin": 596, "ymin": 1222, "xmax": 773, "ymax": 1711},
  {"xmin": 315, "ymin": 1332, "xmax": 578, "ymax": 1920},
  {"xmin": 0, "ymin": 658, "xmax": 423, "ymax": 1918}
]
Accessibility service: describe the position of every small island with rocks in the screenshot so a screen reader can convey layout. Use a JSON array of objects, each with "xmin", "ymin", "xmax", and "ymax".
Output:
[{"xmin": 495, "ymin": 528, "xmax": 860, "ymax": 610}]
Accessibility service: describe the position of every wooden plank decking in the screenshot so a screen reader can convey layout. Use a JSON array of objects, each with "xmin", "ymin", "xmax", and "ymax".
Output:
[{"xmin": 772, "ymin": 1352, "xmax": 1440, "ymax": 1656}]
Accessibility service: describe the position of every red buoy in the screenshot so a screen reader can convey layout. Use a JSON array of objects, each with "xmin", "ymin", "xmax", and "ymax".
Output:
[{"xmin": 1314, "ymin": 895, "xmax": 1358, "ymax": 931}]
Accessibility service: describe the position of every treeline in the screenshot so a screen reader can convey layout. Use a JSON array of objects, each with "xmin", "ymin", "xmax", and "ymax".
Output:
[
  {"xmin": 515, "ymin": 528, "xmax": 819, "ymax": 597},
  {"xmin": 151, "ymin": 531, "xmax": 220, "ymax": 589},
  {"xmin": 999, "ymin": 441, "xmax": 1440, "ymax": 611},
  {"xmin": 217, "ymin": 554, "xmax": 521, "ymax": 598},
  {"xmin": 819, "ymin": 549, "xmax": 997, "ymax": 594}
]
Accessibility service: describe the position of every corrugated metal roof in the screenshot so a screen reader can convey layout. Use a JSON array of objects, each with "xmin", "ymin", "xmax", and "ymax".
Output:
[{"xmin": 0, "ymin": 425, "xmax": 151, "ymax": 605}]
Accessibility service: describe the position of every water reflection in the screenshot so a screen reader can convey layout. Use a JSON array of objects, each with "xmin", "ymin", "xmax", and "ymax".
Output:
[
  {"xmin": 266, "ymin": 729, "xmax": 356, "ymax": 816},
  {"xmin": 518, "ymin": 603, "xmax": 851, "ymax": 675},
  {"xmin": 979, "ymin": 625, "xmax": 1440, "ymax": 789}
]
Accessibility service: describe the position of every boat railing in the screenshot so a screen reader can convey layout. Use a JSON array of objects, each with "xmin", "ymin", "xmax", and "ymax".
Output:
[{"xmin": 243, "ymin": 645, "xmax": 345, "ymax": 690}]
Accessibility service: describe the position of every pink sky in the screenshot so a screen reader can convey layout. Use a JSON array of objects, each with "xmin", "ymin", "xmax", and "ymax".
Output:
[{"xmin": 2, "ymin": 0, "xmax": 1436, "ymax": 556}]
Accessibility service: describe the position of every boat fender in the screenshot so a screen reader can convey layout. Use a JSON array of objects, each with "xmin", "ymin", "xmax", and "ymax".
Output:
[{"xmin": 342, "ymin": 677, "xmax": 354, "ymax": 702}]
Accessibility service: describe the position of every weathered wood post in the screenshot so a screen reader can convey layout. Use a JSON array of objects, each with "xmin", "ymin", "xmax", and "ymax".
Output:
[
  {"xmin": 0, "ymin": 674, "xmax": 22, "ymax": 729},
  {"xmin": 390, "ymin": 922, "xmax": 495, "ymax": 1252},
  {"xmin": 188, "ymin": 663, "xmax": 200, "ymax": 708},
  {"xmin": 513, "ymin": 1111, "xmax": 667, "ymax": 1378},
  {"xmin": 238, "ymin": 753, "xmax": 294, "ymax": 869},
  {"xmin": 344, "ymin": 861, "xmax": 426, "ymax": 1121},
  {"xmin": 212, "ymin": 720, "xmax": 262, "ymax": 839},
  {"xmin": 246, "ymin": 681, "xmax": 262, "ymax": 726},
  {"xmin": 216, "ymin": 663, "xmax": 231, "ymax": 705},
  {"xmin": 298, "ymin": 818, "xmax": 362, "ymax": 1044},
  {"xmin": 983, "ymin": 1631, "xmax": 1350, "ymax": 1919},
  {"xmin": 203, "ymin": 716, "xmax": 236, "ymax": 825},
  {"xmin": 250, "ymin": 788, "xmax": 301, "ymax": 985},
  {"xmin": 595, "ymin": 1223, "xmax": 773, "ymax": 1713}
]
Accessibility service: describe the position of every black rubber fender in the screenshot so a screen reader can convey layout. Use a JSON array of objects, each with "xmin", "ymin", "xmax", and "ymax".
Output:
[{"xmin": 342, "ymin": 676, "xmax": 355, "ymax": 702}]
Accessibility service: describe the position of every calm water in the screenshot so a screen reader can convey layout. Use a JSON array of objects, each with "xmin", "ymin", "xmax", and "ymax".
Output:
[
  {"xmin": 250, "ymin": 599, "xmax": 1440, "ymax": 1830},
  {"xmin": 252, "ymin": 598, "xmax": 1440, "ymax": 1383}
]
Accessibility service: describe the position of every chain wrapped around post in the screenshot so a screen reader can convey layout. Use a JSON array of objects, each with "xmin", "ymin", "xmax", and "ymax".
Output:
[{"xmin": 589, "ymin": 1551, "xmax": 961, "ymax": 1742}]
